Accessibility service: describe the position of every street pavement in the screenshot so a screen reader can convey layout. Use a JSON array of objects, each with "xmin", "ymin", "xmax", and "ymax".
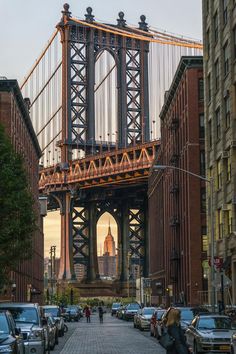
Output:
[{"xmin": 55, "ymin": 313, "xmax": 166, "ymax": 354}]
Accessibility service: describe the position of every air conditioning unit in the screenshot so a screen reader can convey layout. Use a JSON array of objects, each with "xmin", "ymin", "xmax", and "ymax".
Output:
[
  {"xmin": 231, "ymin": 140, "xmax": 236, "ymax": 148},
  {"xmin": 222, "ymin": 151, "xmax": 229, "ymax": 159}
]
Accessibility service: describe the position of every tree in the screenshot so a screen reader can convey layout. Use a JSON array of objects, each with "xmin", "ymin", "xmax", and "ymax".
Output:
[{"xmin": 0, "ymin": 124, "xmax": 37, "ymax": 288}]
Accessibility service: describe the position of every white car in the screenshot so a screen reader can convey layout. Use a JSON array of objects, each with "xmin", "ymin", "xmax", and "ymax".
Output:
[
  {"xmin": 135, "ymin": 307, "xmax": 156, "ymax": 331},
  {"xmin": 185, "ymin": 314, "xmax": 235, "ymax": 354}
]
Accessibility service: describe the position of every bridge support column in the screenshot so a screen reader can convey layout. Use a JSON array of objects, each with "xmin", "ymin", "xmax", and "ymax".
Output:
[
  {"xmin": 121, "ymin": 204, "xmax": 129, "ymax": 282},
  {"xmin": 58, "ymin": 192, "xmax": 75, "ymax": 280},
  {"xmin": 88, "ymin": 203, "xmax": 98, "ymax": 281}
]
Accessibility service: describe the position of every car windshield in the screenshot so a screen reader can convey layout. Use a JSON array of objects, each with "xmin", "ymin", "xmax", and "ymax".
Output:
[
  {"xmin": 112, "ymin": 303, "xmax": 121, "ymax": 309},
  {"xmin": 127, "ymin": 304, "xmax": 140, "ymax": 310},
  {"xmin": 44, "ymin": 308, "xmax": 59, "ymax": 317},
  {"xmin": 198, "ymin": 317, "xmax": 232, "ymax": 330},
  {"xmin": 0, "ymin": 314, "xmax": 9, "ymax": 334},
  {"xmin": 181, "ymin": 310, "xmax": 194, "ymax": 321},
  {"xmin": 1, "ymin": 307, "xmax": 39, "ymax": 324},
  {"xmin": 143, "ymin": 308, "xmax": 155, "ymax": 315}
]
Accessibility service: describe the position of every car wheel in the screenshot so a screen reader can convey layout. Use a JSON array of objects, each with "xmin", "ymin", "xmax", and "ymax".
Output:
[
  {"xmin": 150, "ymin": 330, "xmax": 154, "ymax": 336},
  {"xmin": 55, "ymin": 333, "xmax": 59, "ymax": 345},
  {"xmin": 140, "ymin": 327, "xmax": 144, "ymax": 331},
  {"xmin": 134, "ymin": 322, "xmax": 136, "ymax": 328},
  {"xmin": 50, "ymin": 338, "xmax": 55, "ymax": 351}
]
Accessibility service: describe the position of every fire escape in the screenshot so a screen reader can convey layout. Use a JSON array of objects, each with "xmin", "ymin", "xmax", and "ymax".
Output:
[{"xmin": 169, "ymin": 115, "xmax": 180, "ymax": 283}]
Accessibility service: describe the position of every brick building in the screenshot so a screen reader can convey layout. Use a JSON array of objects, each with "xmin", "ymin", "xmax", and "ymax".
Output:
[
  {"xmin": 148, "ymin": 57, "xmax": 207, "ymax": 306},
  {"xmin": 0, "ymin": 79, "xmax": 44, "ymax": 303}
]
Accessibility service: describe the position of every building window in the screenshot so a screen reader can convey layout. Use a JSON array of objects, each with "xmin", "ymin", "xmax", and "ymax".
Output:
[
  {"xmin": 200, "ymin": 150, "xmax": 206, "ymax": 176},
  {"xmin": 217, "ymin": 209, "xmax": 223, "ymax": 239},
  {"xmin": 225, "ymin": 209, "xmax": 232, "ymax": 235},
  {"xmin": 233, "ymin": 26, "xmax": 236, "ymax": 59},
  {"xmin": 215, "ymin": 59, "xmax": 219, "ymax": 91},
  {"xmin": 201, "ymin": 188, "xmax": 206, "ymax": 213},
  {"xmin": 224, "ymin": 94, "xmax": 230, "ymax": 129},
  {"xmin": 199, "ymin": 113, "xmax": 205, "ymax": 139},
  {"xmin": 223, "ymin": 42, "xmax": 229, "ymax": 76},
  {"xmin": 215, "ymin": 107, "xmax": 221, "ymax": 140},
  {"xmin": 206, "ymin": 29, "xmax": 210, "ymax": 59},
  {"xmin": 223, "ymin": 0, "xmax": 228, "ymax": 26},
  {"xmin": 214, "ymin": 11, "xmax": 218, "ymax": 43},
  {"xmin": 217, "ymin": 159, "xmax": 222, "ymax": 189},
  {"xmin": 202, "ymin": 226, "xmax": 208, "ymax": 252},
  {"xmin": 226, "ymin": 157, "xmax": 231, "ymax": 182},
  {"xmin": 208, "ymin": 73, "xmax": 211, "ymax": 102},
  {"xmin": 198, "ymin": 78, "xmax": 204, "ymax": 101},
  {"xmin": 208, "ymin": 120, "xmax": 212, "ymax": 148}
]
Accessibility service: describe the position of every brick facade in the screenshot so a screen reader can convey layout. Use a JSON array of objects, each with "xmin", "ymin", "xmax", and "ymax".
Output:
[
  {"xmin": 148, "ymin": 57, "xmax": 207, "ymax": 306},
  {"xmin": 0, "ymin": 79, "xmax": 43, "ymax": 303}
]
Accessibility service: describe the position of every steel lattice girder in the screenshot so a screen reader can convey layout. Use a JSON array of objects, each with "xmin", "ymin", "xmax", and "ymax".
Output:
[
  {"xmin": 128, "ymin": 208, "xmax": 145, "ymax": 271},
  {"xmin": 72, "ymin": 205, "xmax": 89, "ymax": 269}
]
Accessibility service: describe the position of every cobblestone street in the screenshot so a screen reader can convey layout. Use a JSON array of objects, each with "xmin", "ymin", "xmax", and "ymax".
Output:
[{"xmin": 56, "ymin": 313, "xmax": 165, "ymax": 354}]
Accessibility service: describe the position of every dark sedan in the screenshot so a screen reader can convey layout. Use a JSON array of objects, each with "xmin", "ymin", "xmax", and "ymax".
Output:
[
  {"xmin": 111, "ymin": 303, "xmax": 121, "ymax": 316},
  {"xmin": 0, "ymin": 310, "xmax": 24, "ymax": 354},
  {"xmin": 123, "ymin": 303, "xmax": 141, "ymax": 321}
]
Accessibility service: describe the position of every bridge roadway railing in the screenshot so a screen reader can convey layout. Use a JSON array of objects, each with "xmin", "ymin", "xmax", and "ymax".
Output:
[{"xmin": 39, "ymin": 140, "xmax": 160, "ymax": 191}]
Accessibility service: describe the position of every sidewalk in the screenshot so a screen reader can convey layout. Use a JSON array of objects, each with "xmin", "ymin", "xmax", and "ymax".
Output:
[{"xmin": 60, "ymin": 313, "xmax": 165, "ymax": 354}]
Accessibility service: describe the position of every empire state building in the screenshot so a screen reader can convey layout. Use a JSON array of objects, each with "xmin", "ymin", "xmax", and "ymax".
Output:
[
  {"xmin": 98, "ymin": 223, "xmax": 117, "ymax": 278},
  {"xmin": 103, "ymin": 224, "xmax": 115, "ymax": 256}
]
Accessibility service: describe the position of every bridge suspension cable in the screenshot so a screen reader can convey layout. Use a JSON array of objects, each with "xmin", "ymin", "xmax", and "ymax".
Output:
[{"xmin": 71, "ymin": 18, "xmax": 203, "ymax": 49}]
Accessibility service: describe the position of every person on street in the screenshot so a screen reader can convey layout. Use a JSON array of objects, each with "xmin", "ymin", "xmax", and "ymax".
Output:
[
  {"xmin": 166, "ymin": 308, "xmax": 191, "ymax": 354},
  {"xmin": 98, "ymin": 304, "xmax": 104, "ymax": 323},
  {"xmin": 84, "ymin": 305, "xmax": 91, "ymax": 323}
]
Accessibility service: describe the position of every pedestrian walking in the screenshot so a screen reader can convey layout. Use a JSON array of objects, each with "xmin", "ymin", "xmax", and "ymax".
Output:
[
  {"xmin": 84, "ymin": 305, "xmax": 91, "ymax": 323},
  {"xmin": 165, "ymin": 308, "xmax": 191, "ymax": 354},
  {"xmin": 98, "ymin": 304, "xmax": 104, "ymax": 323}
]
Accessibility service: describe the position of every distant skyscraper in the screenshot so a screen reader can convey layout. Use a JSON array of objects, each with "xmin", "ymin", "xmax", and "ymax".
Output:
[
  {"xmin": 98, "ymin": 223, "xmax": 116, "ymax": 278},
  {"xmin": 103, "ymin": 222, "xmax": 115, "ymax": 256}
]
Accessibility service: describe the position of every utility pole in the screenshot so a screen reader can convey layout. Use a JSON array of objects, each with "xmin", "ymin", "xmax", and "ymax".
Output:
[{"xmin": 49, "ymin": 245, "xmax": 56, "ymax": 304}]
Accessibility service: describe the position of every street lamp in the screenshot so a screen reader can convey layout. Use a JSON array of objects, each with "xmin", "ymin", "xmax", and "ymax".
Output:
[
  {"xmin": 127, "ymin": 251, "xmax": 132, "ymax": 299},
  {"xmin": 153, "ymin": 164, "xmax": 215, "ymax": 311}
]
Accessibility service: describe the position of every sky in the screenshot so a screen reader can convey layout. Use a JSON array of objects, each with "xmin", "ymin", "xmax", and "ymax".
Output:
[
  {"xmin": 0, "ymin": 0, "xmax": 202, "ymax": 257},
  {"xmin": 0, "ymin": 0, "xmax": 202, "ymax": 81}
]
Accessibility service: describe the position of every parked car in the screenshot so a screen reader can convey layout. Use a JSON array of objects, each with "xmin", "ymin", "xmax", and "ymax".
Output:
[
  {"xmin": 64, "ymin": 306, "xmax": 79, "ymax": 322},
  {"xmin": 161, "ymin": 306, "xmax": 209, "ymax": 334},
  {"xmin": 133, "ymin": 309, "xmax": 142, "ymax": 328},
  {"xmin": 150, "ymin": 309, "xmax": 166, "ymax": 338},
  {"xmin": 0, "ymin": 310, "xmax": 24, "ymax": 354},
  {"xmin": 43, "ymin": 305, "xmax": 65, "ymax": 337},
  {"xmin": 185, "ymin": 313, "xmax": 235, "ymax": 354},
  {"xmin": 0, "ymin": 302, "xmax": 47, "ymax": 354},
  {"xmin": 123, "ymin": 303, "xmax": 141, "ymax": 321},
  {"xmin": 134, "ymin": 307, "xmax": 156, "ymax": 331},
  {"xmin": 46, "ymin": 316, "xmax": 58, "ymax": 350},
  {"xmin": 116, "ymin": 305, "xmax": 127, "ymax": 319},
  {"xmin": 111, "ymin": 303, "xmax": 122, "ymax": 316}
]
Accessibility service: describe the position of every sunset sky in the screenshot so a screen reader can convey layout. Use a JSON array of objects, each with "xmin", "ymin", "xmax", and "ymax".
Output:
[{"xmin": 44, "ymin": 211, "xmax": 117, "ymax": 258}]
